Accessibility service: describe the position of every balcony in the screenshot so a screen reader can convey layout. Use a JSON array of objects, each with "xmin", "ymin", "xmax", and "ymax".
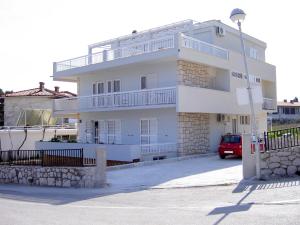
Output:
[
  {"xmin": 53, "ymin": 34, "xmax": 229, "ymax": 74},
  {"xmin": 54, "ymin": 87, "xmax": 176, "ymax": 114},
  {"xmin": 262, "ymin": 98, "xmax": 276, "ymax": 110}
]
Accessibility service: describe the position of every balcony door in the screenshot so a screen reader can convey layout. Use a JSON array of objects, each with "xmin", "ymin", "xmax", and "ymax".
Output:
[
  {"xmin": 92, "ymin": 82, "xmax": 104, "ymax": 107},
  {"xmin": 140, "ymin": 118, "xmax": 158, "ymax": 145},
  {"xmin": 98, "ymin": 119, "xmax": 121, "ymax": 144}
]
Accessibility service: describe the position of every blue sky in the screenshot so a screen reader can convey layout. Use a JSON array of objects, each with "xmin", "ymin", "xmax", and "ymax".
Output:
[{"xmin": 0, "ymin": 0, "xmax": 298, "ymax": 100}]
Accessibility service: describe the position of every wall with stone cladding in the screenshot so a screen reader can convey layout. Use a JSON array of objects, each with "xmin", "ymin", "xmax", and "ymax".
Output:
[
  {"xmin": 177, "ymin": 60, "xmax": 213, "ymax": 88},
  {"xmin": 0, "ymin": 166, "xmax": 101, "ymax": 188},
  {"xmin": 177, "ymin": 112, "xmax": 209, "ymax": 155},
  {"xmin": 260, "ymin": 147, "xmax": 300, "ymax": 179}
]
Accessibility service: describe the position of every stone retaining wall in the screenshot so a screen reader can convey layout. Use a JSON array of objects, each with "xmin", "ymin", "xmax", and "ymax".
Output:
[
  {"xmin": 0, "ymin": 166, "xmax": 101, "ymax": 188},
  {"xmin": 261, "ymin": 147, "xmax": 300, "ymax": 179}
]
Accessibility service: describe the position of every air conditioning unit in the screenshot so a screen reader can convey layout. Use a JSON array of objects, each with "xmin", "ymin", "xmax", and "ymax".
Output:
[{"xmin": 216, "ymin": 26, "xmax": 226, "ymax": 37}]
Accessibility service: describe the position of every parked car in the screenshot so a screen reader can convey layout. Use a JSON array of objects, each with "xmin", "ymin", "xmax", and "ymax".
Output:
[
  {"xmin": 218, "ymin": 134, "xmax": 242, "ymax": 159},
  {"xmin": 218, "ymin": 134, "xmax": 265, "ymax": 159}
]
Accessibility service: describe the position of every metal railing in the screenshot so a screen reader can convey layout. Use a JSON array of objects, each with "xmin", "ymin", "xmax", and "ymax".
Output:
[
  {"xmin": 0, "ymin": 149, "xmax": 96, "ymax": 167},
  {"xmin": 263, "ymin": 97, "xmax": 276, "ymax": 110},
  {"xmin": 55, "ymin": 36, "xmax": 175, "ymax": 72},
  {"xmin": 181, "ymin": 34, "xmax": 229, "ymax": 60},
  {"xmin": 54, "ymin": 87, "xmax": 176, "ymax": 113},
  {"xmin": 140, "ymin": 143, "xmax": 177, "ymax": 155},
  {"xmin": 264, "ymin": 127, "xmax": 300, "ymax": 151}
]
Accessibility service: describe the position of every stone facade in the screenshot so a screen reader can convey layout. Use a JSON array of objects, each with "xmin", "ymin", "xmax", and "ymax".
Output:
[
  {"xmin": 177, "ymin": 112, "xmax": 209, "ymax": 155},
  {"xmin": 177, "ymin": 60, "xmax": 212, "ymax": 88},
  {"xmin": 260, "ymin": 147, "xmax": 300, "ymax": 179},
  {"xmin": 0, "ymin": 166, "xmax": 101, "ymax": 188}
]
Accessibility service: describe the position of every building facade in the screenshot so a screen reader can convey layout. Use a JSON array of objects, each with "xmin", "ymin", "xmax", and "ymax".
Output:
[
  {"xmin": 52, "ymin": 20, "xmax": 277, "ymax": 159},
  {"xmin": 4, "ymin": 82, "xmax": 76, "ymax": 126}
]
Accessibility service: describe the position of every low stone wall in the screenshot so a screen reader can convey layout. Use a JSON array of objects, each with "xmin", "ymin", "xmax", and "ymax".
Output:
[
  {"xmin": 0, "ymin": 148, "xmax": 106, "ymax": 188},
  {"xmin": 0, "ymin": 166, "xmax": 100, "ymax": 188},
  {"xmin": 261, "ymin": 147, "xmax": 300, "ymax": 179}
]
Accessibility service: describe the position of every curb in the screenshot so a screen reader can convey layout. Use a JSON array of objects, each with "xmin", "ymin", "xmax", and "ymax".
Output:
[{"xmin": 106, "ymin": 152, "xmax": 217, "ymax": 171}]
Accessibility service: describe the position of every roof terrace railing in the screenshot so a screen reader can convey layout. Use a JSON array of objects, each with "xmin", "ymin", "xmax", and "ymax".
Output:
[{"xmin": 53, "ymin": 33, "xmax": 229, "ymax": 73}]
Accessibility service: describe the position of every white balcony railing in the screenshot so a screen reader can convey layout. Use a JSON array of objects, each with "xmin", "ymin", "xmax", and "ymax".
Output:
[
  {"xmin": 55, "ymin": 36, "xmax": 175, "ymax": 72},
  {"xmin": 140, "ymin": 143, "xmax": 177, "ymax": 155},
  {"xmin": 263, "ymin": 97, "xmax": 276, "ymax": 110},
  {"xmin": 54, "ymin": 87, "xmax": 176, "ymax": 113},
  {"xmin": 54, "ymin": 34, "xmax": 230, "ymax": 73},
  {"xmin": 181, "ymin": 34, "xmax": 229, "ymax": 60}
]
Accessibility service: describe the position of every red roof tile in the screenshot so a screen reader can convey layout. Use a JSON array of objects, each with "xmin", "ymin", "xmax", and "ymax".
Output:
[{"xmin": 5, "ymin": 87, "xmax": 76, "ymax": 98}]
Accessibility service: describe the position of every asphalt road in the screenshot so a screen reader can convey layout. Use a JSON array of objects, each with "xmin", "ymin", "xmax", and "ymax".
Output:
[{"xmin": 0, "ymin": 179, "xmax": 300, "ymax": 225}]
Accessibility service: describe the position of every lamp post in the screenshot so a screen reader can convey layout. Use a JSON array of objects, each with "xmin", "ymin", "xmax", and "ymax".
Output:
[{"xmin": 230, "ymin": 8, "xmax": 261, "ymax": 179}]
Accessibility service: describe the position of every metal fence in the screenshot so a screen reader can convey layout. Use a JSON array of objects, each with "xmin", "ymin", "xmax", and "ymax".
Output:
[
  {"xmin": 264, "ymin": 127, "xmax": 300, "ymax": 151},
  {"xmin": 0, "ymin": 149, "xmax": 96, "ymax": 167}
]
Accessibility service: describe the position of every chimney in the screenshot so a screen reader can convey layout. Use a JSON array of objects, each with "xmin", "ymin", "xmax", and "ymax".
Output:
[
  {"xmin": 284, "ymin": 99, "xmax": 287, "ymax": 103},
  {"xmin": 39, "ymin": 82, "xmax": 45, "ymax": 91},
  {"xmin": 132, "ymin": 30, "xmax": 137, "ymax": 34},
  {"xmin": 54, "ymin": 86, "xmax": 60, "ymax": 92}
]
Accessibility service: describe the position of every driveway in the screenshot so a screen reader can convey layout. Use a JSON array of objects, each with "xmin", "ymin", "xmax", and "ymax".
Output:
[{"xmin": 107, "ymin": 155, "xmax": 242, "ymax": 191}]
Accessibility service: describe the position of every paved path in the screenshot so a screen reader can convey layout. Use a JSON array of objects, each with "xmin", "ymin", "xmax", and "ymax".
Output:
[{"xmin": 107, "ymin": 155, "xmax": 242, "ymax": 191}]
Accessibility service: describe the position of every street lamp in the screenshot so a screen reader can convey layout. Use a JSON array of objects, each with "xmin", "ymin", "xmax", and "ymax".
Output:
[{"xmin": 230, "ymin": 8, "xmax": 261, "ymax": 179}]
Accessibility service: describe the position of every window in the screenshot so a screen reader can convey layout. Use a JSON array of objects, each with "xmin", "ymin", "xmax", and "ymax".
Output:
[
  {"xmin": 113, "ymin": 80, "xmax": 121, "ymax": 92},
  {"xmin": 140, "ymin": 118, "xmax": 158, "ymax": 145},
  {"xmin": 107, "ymin": 81, "xmax": 112, "ymax": 93},
  {"xmin": 249, "ymin": 47, "xmax": 258, "ymax": 59},
  {"xmin": 98, "ymin": 120, "xmax": 121, "ymax": 144},
  {"xmin": 141, "ymin": 76, "xmax": 147, "ymax": 89},
  {"xmin": 97, "ymin": 82, "xmax": 104, "ymax": 94},
  {"xmin": 240, "ymin": 115, "xmax": 250, "ymax": 125},
  {"xmin": 107, "ymin": 80, "xmax": 120, "ymax": 93}
]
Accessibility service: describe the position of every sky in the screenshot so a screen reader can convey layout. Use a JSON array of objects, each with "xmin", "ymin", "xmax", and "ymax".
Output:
[{"xmin": 0, "ymin": 0, "xmax": 298, "ymax": 100}]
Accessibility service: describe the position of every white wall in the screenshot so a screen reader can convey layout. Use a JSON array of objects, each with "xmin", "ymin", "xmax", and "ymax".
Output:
[
  {"xmin": 78, "ymin": 61, "xmax": 177, "ymax": 96},
  {"xmin": 79, "ymin": 108, "xmax": 177, "ymax": 145},
  {"xmin": 0, "ymin": 128, "xmax": 77, "ymax": 151},
  {"xmin": 4, "ymin": 97, "xmax": 53, "ymax": 126}
]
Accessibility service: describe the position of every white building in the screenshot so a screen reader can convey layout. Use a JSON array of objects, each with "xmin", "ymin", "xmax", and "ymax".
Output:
[{"xmin": 52, "ymin": 20, "xmax": 276, "ymax": 160}]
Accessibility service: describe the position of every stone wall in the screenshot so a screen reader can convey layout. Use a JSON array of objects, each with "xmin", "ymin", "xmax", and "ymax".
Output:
[
  {"xmin": 0, "ymin": 166, "xmax": 101, "ymax": 188},
  {"xmin": 177, "ymin": 113, "xmax": 209, "ymax": 155},
  {"xmin": 261, "ymin": 147, "xmax": 300, "ymax": 179},
  {"xmin": 177, "ymin": 60, "xmax": 212, "ymax": 88}
]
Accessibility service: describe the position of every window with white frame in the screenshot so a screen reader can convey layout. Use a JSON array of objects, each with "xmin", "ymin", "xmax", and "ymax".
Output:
[
  {"xmin": 141, "ymin": 76, "xmax": 147, "ymax": 90},
  {"xmin": 98, "ymin": 120, "xmax": 121, "ymax": 144},
  {"xmin": 249, "ymin": 47, "xmax": 258, "ymax": 59},
  {"xmin": 240, "ymin": 115, "xmax": 250, "ymax": 125},
  {"xmin": 107, "ymin": 80, "xmax": 121, "ymax": 93},
  {"xmin": 140, "ymin": 118, "xmax": 158, "ymax": 145}
]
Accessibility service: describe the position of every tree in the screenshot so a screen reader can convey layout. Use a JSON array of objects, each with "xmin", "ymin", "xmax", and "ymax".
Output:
[{"xmin": 0, "ymin": 88, "xmax": 3, "ymax": 95}]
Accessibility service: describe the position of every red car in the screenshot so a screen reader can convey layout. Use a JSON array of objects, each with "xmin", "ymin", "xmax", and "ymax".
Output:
[
  {"xmin": 218, "ymin": 134, "xmax": 242, "ymax": 159},
  {"xmin": 218, "ymin": 134, "xmax": 265, "ymax": 159}
]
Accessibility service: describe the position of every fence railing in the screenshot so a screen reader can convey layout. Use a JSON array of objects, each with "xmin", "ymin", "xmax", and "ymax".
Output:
[
  {"xmin": 264, "ymin": 127, "xmax": 300, "ymax": 151},
  {"xmin": 55, "ymin": 35, "xmax": 175, "ymax": 72},
  {"xmin": 54, "ymin": 87, "xmax": 176, "ymax": 113},
  {"xmin": 181, "ymin": 34, "xmax": 229, "ymax": 60},
  {"xmin": 0, "ymin": 149, "xmax": 96, "ymax": 167}
]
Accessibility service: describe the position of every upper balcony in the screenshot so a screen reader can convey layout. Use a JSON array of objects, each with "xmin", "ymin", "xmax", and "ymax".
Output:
[{"xmin": 53, "ymin": 33, "xmax": 230, "ymax": 80}]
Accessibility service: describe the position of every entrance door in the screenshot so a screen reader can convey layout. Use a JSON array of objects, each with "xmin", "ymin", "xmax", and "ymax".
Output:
[{"xmin": 232, "ymin": 118, "xmax": 238, "ymax": 134}]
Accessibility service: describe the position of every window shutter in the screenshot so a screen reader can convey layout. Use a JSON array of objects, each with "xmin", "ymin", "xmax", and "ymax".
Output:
[
  {"xmin": 115, "ymin": 119, "xmax": 122, "ymax": 144},
  {"xmin": 149, "ymin": 118, "xmax": 158, "ymax": 144}
]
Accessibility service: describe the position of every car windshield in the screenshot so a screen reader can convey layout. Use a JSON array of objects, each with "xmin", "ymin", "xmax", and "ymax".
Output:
[{"xmin": 222, "ymin": 135, "xmax": 241, "ymax": 143}]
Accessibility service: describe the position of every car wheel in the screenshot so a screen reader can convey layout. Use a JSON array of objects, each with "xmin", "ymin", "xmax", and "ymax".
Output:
[{"xmin": 219, "ymin": 154, "xmax": 226, "ymax": 159}]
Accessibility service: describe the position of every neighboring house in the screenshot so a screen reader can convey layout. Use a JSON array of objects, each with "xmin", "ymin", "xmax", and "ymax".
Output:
[
  {"xmin": 269, "ymin": 98, "xmax": 300, "ymax": 122},
  {"xmin": 4, "ymin": 82, "xmax": 76, "ymax": 126},
  {"xmin": 52, "ymin": 19, "xmax": 277, "ymax": 158}
]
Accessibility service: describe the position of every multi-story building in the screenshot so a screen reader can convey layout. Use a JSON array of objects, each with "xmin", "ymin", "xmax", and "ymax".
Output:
[{"xmin": 52, "ymin": 20, "xmax": 276, "ymax": 159}]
